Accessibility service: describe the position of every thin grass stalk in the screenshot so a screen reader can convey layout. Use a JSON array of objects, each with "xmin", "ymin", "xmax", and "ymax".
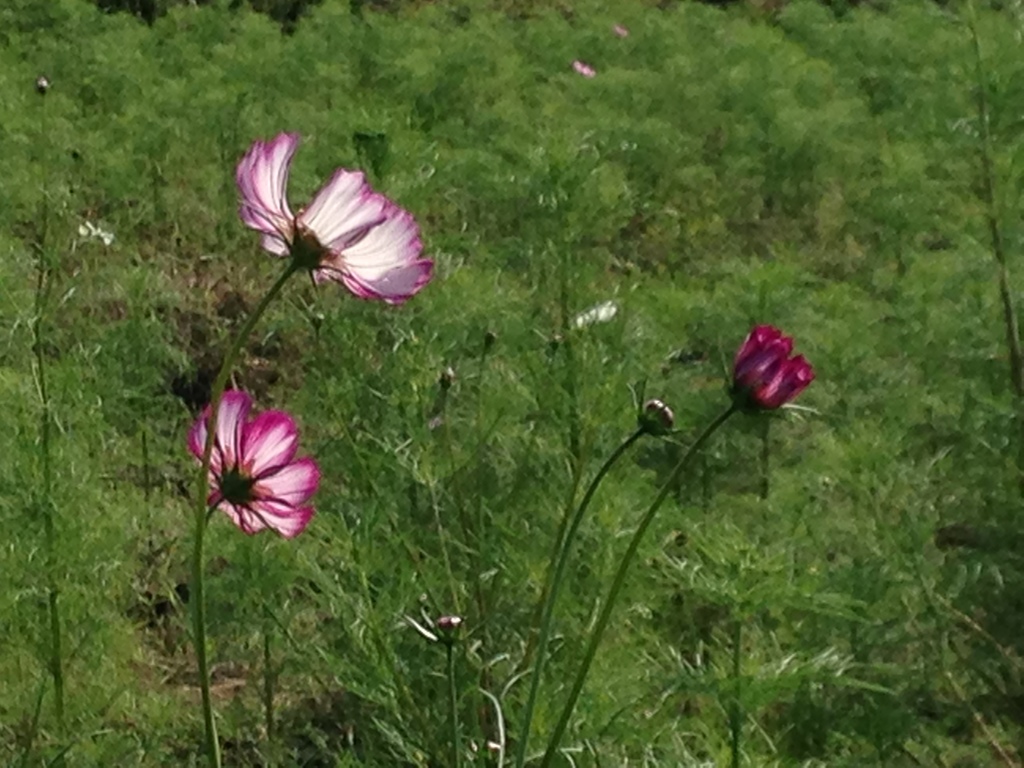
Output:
[
  {"xmin": 729, "ymin": 619, "xmax": 743, "ymax": 768},
  {"xmin": 141, "ymin": 426, "xmax": 152, "ymax": 503},
  {"xmin": 557, "ymin": 248, "xmax": 581, "ymax": 465},
  {"xmin": 966, "ymin": 0, "xmax": 1024, "ymax": 494},
  {"xmin": 447, "ymin": 638, "xmax": 462, "ymax": 768},
  {"xmin": 514, "ymin": 428, "xmax": 646, "ymax": 768},
  {"xmin": 473, "ymin": 334, "xmax": 497, "ymax": 736},
  {"xmin": 192, "ymin": 261, "xmax": 299, "ymax": 767},
  {"xmin": 262, "ymin": 605, "xmax": 275, "ymax": 762},
  {"xmin": 539, "ymin": 405, "xmax": 737, "ymax": 768},
  {"xmin": 31, "ymin": 84, "xmax": 65, "ymax": 740}
]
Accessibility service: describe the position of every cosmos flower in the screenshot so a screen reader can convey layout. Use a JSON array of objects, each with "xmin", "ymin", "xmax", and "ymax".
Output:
[
  {"xmin": 188, "ymin": 390, "xmax": 320, "ymax": 538},
  {"xmin": 237, "ymin": 132, "xmax": 433, "ymax": 304},
  {"xmin": 732, "ymin": 325, "xmax": 814, "ymax": 410},
  {"xmin": 572, "ymin": 60, "xmax": 597, "ymax": 78},
  {"xmin": 612, "ymin": 24, "xmax": 629, "ymax": 38}
]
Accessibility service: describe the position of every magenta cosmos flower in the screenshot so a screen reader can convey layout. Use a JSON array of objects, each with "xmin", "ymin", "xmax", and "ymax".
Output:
[
  {"xmin": 732, "ymin": 325, "xmax": 814, "ymax": 410},
  {"xmin": 189, "ymin": 390, "xmax": 320, "ymax": 538},
  {"xmin": 572, "ymin": 60, "xmax": 597, "ymax": 78},
  {"xmin": 236, "ymin": 132, "xmax": 433, "ymax": 304}
]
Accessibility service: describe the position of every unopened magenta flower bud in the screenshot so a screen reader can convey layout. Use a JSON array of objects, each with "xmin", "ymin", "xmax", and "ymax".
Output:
[
  {"xmin": 35, "ymin": 75, "xmax": 50, "ymax": 95},
  {"xmin": 437, "ymin": 615, "xmax": 462, "ymax": 631},
  {"xmin": 731, "ymin": 325, "xmax": 814, "ymax": 410},
  {"xmin": 639, "ymin": 399, "xmax": 674, "ymax": 435},
  {"xmin": 437, "ymin": 615, "xmax": 462, "ymax": 644}
]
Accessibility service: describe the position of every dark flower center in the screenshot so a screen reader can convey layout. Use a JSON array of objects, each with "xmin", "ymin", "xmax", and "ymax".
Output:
[
  {"xmin": 220, "ymin": 466, "xmax": 256, "ymax": 505},
  {"xmin": 290, "ymin": 226, "xmax": 328, "ymax": 271}
]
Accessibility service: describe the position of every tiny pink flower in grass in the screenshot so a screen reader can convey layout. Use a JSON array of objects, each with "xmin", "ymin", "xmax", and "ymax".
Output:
[
  {"xmin": 188, "ymin": 390, "xmax": 320, "ymax": 539},
  {"xmin": 236, "ymin": 132, "xmax": 433, "ymax": 304},
  {"xmin": 572, "ymin": 60, "xmax": 597, "ymax": 78},
  {"xmin": 732, "ymin": 325, "xmax": 814, "ymax": 410},
  {"xmin": 612, "ymin": 24, "xmax": 629, "ymax": 38}
]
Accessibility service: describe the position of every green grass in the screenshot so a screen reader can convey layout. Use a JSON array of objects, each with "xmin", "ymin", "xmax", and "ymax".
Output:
[{"xmin": 2, "ymin": 0, "xmax": 1024, "ymax": 765}]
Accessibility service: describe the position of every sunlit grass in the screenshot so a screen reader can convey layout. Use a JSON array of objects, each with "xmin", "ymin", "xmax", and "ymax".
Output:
[{"xmin": 1, "ymin": 0, "xmax": 1023, "ymax": 765}]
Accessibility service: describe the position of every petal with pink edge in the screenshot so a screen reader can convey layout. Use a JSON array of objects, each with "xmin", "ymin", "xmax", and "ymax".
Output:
[
  {"xmin": 256, "ymin": 457, "xmax": 320, "ymax": 507},
  {"xmin": 298, "ymin": 169, "xmax": 389, "ymax": 251},
  {"xmin": 247, "ymin": 500, "xmax": 315, "ymax": 539},
  {"xmin": 340, "ymin": 260, "xmax": 435, "ymax": 305},
  {"xmin": 187, "ymin": 417, "xmax": 207, "ymax": 462},
  {"xmin": 219, "ymin": 501, "xmax": 271, "ymax": 536},
  {"xmin": 244, "ymin": 410, "xmax": 299, "ymax": 476},
  {"xmin": 213, "ymin": 391, "xmax": 251, "ymax": 469},
  {"xmin": 237, "ymin": 133, "xmax": 299, "ymax": 248},
  {"xmin": 327, "ymin": 205, "xmax": 432, "ymax": 303}
]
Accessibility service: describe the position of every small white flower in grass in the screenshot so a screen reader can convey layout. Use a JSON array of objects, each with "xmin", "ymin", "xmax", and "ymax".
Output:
[
  {"xmin": 573, "ymin": 300, "xmax": 618, "ymax": 329},
  {"xmin": 77, "ymin": 221, "xmax": 115, "ymax": 246},
  {"xmin": 237, "ymin": 132, "xmax": 433, "ymax": 304}
]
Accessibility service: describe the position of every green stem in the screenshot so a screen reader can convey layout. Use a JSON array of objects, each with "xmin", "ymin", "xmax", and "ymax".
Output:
[
  {"xmin": 729, "ymin": 619, "xmax": 742, "ymax": 768},
  {"xmin": 474, "ymin": 339, "xmax": 496, "ymax": 737},
  {"xmin": 263, "ymin": 606, "xmax": 275, "ymax": 761},
  {"xmin": 192, "ymin": 261, "xmax": 299, "ymax": 767},
  {"xmin": 759, "ymin": 417, "xmax": 770, "ymax": 501},
  {"xmin": 31, "ymin": 74, "xmax": 64, "ymax": 738},
  {"xmin": 447, "ymin": 640, "xmax": 461, "ymax": 768},
  {"xmin": 514, "ymin": 428, "xmax": 646, "ymax": 768},
  {"xmin": 539, "ymin": 406, "xmax": 737, "ymax": 767},
  {"xmin": 34, "ymin": 263, "xmax": 64, "ymax": 732},
  {"xmin": 965, "ymin": 0, "xmax": 1024, "ymax": 495},
  {"xmin": 141, "ymin": 426, "xmax": 152, "ymax": 503}
]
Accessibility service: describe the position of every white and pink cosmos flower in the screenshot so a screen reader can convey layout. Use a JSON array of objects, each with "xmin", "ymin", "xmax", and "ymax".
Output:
[
  {"xmin": 236, "ymin": 132, "xmax": 433, "ymax": 304},
  {"xmin": 189, "ymin": 390, "xmax": 320, "ymax": 539}
]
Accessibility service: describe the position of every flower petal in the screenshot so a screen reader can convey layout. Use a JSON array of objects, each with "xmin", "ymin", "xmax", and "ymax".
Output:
[
  {"xmin": 298, "ymin": 169, "xmax": 389, "ymax": 252},
  {"xmin": 219, "ymin": 501, "xmax": 270, "ymax": 535},
  {"xmin": 213, "ymin": 390, "xmax": 252, "ymax": 469},
  {"xmin": 237, "ymin": 133, "xmax": 299, "ymax": 250},
  {"xmin": 731, "ymin": 325, "xmax": 813, "ymax": 410},
  {"xmin": 187, "ymin": 415, "xmax": 207, "ymax": 462},
  {"xmin": 188, "ymin": 391, "xmax": 251, "ymax": 472},
  {"xmin": 255, "ymin": 457, "xmax": 320, "ymax": 507},
  {"xmin": 244, "ymin": 410, "xmax": 299, "ymax": 476},
  {"xmin": 318, "ymin": 205, "xmax": 432, "ymax": 304},
  {"xmin": 248, "ymin": 499, "xmax": 316, "ymax": 539}
]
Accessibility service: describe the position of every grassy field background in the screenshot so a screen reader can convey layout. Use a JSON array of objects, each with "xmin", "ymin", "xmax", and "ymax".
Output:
[{"xmin": 2, "ymin": 0, "xmax": 1024, "ymax": 765}]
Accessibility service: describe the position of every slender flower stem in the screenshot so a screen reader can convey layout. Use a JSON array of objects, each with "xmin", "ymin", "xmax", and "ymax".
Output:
[
  {"xmin": 192, "ymin": 261, "xmax": 300, "ymax": 767},
  {"xmin": 447, "ymin": 640, "xmax": 462, "ymax": 768},
  {"xmin": 539, "ymin": 406, "xmax": 737, "ymax": 768},
  {"xmin": 514, "ymin": 428, "xmax": 646, "ymax": 768},
  {"xmin": 759, "ymin": 417, "xmax": 770, "ymax": 500}
]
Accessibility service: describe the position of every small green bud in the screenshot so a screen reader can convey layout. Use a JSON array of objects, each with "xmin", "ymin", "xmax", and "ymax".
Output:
[{"xmin": 639, "ymin": 399, "xmax": 674, "ymax": 436}]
